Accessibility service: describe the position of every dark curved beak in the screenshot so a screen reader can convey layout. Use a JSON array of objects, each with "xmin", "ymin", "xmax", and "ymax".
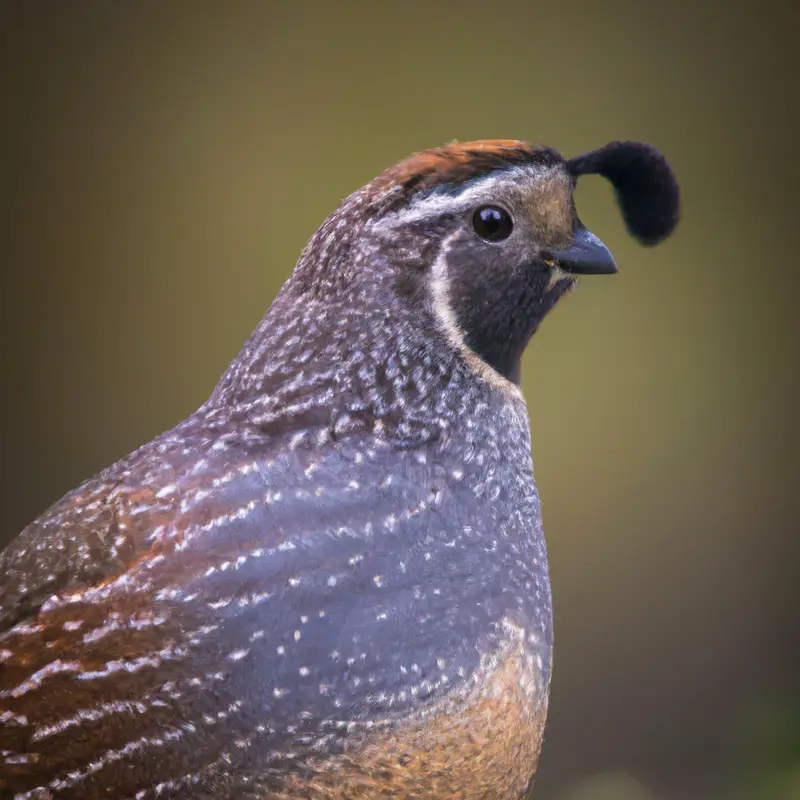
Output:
[{"xmin": 540, "ymin": 227, "xmax": 618, "ymax": 275}]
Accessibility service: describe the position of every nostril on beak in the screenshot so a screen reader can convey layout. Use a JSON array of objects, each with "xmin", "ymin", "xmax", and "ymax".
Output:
[{"xmin": 540, "ymin": 228, "xmax": 617, "ymax": 275}]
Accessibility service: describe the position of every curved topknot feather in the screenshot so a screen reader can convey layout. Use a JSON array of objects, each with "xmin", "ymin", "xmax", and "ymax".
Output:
[{"xmin": 567, "ymin": 141, "xmax": 679, "ymax": 245}]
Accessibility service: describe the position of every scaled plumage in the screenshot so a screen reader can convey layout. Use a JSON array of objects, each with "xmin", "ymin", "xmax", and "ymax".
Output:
[{"xmin": 0, "ymin": 137, "xmax": 679, "ymax": 799}]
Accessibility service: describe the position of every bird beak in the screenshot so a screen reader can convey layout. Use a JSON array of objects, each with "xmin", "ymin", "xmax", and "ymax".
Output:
[{"xmin": 540, "ymin": 227, "xmax": 618, "ymax": 275}]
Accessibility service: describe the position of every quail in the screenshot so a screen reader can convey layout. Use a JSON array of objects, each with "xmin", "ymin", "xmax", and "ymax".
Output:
[{"xmin": 0, "ymin": 138, "xmax": 679, "ymax": 799}]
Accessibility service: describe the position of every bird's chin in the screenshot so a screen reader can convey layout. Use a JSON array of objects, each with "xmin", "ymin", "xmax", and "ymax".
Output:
[{"xmin": 542, "ymin": 274, "xmax": 577, "ymax": 309}]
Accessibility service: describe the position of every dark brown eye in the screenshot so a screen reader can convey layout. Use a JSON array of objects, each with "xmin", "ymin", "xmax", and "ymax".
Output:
[{"xmin": 472, "ymin": 205, "xmax": 513, "ymax": 242}]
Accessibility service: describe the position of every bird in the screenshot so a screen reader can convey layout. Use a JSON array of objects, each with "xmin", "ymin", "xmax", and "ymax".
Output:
[{"xmin": 0, "ymin": 137, "xmax": 679, "ymax": 799}]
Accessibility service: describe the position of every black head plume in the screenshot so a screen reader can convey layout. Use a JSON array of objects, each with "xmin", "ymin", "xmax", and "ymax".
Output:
[{"xmin": 567, "ymin": 141, "xmax": 679, "ymax": 246}]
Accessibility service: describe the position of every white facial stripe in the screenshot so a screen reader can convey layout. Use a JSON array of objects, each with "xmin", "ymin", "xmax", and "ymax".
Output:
[
  {"xmin": 369, "ymin": 165, "xmax": 558, "ymax": 232},
  {"xmin": 428, "ymin": 238, "xmax": 524, "ymax": 403}
]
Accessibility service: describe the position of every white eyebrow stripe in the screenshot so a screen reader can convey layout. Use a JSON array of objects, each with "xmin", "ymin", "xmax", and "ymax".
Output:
[{"xmin": 369, "ymin": 164, "xmax": 555, "ymax": 231}]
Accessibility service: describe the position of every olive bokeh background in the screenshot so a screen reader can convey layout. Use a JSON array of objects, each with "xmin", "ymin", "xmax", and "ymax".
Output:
[{"xmin": 1, "ymin": 2, "xmax": 797, "ymax": 797}]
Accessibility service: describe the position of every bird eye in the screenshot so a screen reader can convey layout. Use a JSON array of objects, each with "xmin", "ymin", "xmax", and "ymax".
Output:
[{"xmin": 472, "ymin": 206, "xmax": 513, "ymax": 242}]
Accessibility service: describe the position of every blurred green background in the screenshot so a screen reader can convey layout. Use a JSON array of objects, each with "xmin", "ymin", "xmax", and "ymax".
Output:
[{"xmin": 1, "ymin": 1, "xmax": 797, "ymax": 797}]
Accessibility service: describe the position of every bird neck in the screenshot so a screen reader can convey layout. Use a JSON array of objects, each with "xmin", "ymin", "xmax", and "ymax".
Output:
[{"xmin": 206, "ymin": 280, "xmax": 525, "ymax": 442}]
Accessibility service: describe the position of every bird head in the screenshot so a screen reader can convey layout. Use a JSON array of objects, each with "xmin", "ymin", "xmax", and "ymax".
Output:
[{"xmin": 274, "ymin": 139, "xmax": 679, "ymax": 395}]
